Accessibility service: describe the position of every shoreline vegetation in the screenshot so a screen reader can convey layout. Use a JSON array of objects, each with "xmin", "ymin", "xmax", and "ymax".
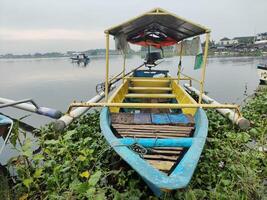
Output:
[
  {"xmin": 0, "ymin": 86, "xmax": 266, "ymax": 199},
  {"xmin": 0, "ymin": 48, "xmax": 266, "ymax": 59}
]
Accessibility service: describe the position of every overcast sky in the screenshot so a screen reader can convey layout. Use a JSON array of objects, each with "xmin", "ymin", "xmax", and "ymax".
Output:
[{"xmin": 0, "ymin": 0, "xmax": 266, "ymax": 54}]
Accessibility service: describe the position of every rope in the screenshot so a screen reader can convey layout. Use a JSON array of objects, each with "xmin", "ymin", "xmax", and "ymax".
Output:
[{"xmin": 111, "ymin": 137, "xmax": 148, "ymax": 158}]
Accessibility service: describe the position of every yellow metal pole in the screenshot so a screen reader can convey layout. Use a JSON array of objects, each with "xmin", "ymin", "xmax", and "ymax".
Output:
[
  {"xmin": 177, "ymin": 42, "xmax": 183, "ymax": 84},
  {"xmin": 122, "ymin": 54, "xmax": 126, "ymax": 83},
  {"xmin": 105, "ymin": 33, "xmax": 110, "ymax": 102},
  {"xmin": 67, "ymin": 102, "xmax": 241, "ymax": 116},
  {"xmin": 199, "ymin": 32, "xmax": 210, "ymax": 103}
]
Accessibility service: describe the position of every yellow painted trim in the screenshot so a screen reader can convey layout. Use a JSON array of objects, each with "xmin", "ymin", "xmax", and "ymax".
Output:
[
  {"xmin": 68, "ymin": 102, "xmax": 241, "ymax": 114},
  {"xmin": 122, "ymin": 54, "xmax": 126, "ymax": 83},
  {"xmin": 108, "ymin": 80, "xmax": 129, "ymax": 112},
  {"xmin": 171, "ymin": 80, "xmax": 197, "ymax": 115},
  {"xmin": 130, "ymin": 79, "xmax": 170, "ymax": 87},
  {"xmin": 130, "ymin": 79, "xmax": 170, "ymax": 83},
  {"xmin": 126, "ymin": 77, "xmax": 194, "ymax": 81},
  {"xmin": 128, "ymin": 87, "xmax": 172, "ymax": 93},
  {"xmin": 125, "ymin": 93, "xmax": 176, "ymax": 98},
  {"xmin": 104, "ymin": 8, "xmax": 210, "ymax": 34}
]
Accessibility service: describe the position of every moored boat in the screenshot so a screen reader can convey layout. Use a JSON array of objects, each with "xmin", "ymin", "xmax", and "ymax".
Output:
[
  {"xmin": 100, "ymin": 75, "xmax": 208, "ymax": 196},
  {"xmin": 67, "ymin": 8, "xmax": 244, "ymax": 196},
  {"xmin": 70, "ymin": 53, "xmax": 90, "ymax": 63}
]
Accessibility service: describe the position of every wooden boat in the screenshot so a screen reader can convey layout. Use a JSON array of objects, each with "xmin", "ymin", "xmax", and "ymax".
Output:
[
  {"xmin": 100, "ymin": 74, "xmax": 208, "ymax": 196},
  {"xmin": 67, "ymin": 8, "xmax": 243, "ymax": 196},
  {"xmin": 257, "ymin": 63, "xmax": 267, "ymax": 84},
  {"xmin": 100, "ymin": 8, "xmax": 210, "ymax": 196}
]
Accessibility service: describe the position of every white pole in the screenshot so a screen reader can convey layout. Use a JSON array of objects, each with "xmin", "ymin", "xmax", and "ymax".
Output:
[
  {"xmin": 184, "ymin": 84, "xmax": 250, "ymax": 129},
  {"xmin": 0, "ymin": 98, "xmax": 37, "ymax": 112},
  {"xmin": 54, "ymin": 84, "xmax": 116, "ymax": 131},
  {"xmin": 0, "ymin": 98, "xmax": 62, "ymax": 119}
]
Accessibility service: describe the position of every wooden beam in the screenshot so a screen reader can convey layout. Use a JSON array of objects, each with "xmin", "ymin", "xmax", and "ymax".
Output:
[
  {"xmin": 143, "ymin": 154, "xmax": 178, "ymax": 161},
  {"xmin": 67, "ymin": 102, "xmax": 241, "ymax": 114},
  {"xmin": 150, "ymin": 149, "xmax": 182, "ymax": 155},
  {"xmin": 128, "ymin": 87, "xmax": 172, "ymax": 91},
  {"xmin": 147, "ymin": 160, "xmax": 174, "ymax": 171},
  {"xmin": 125, "ymin": 93, "xmax": 176, "ymax": 98},
  {"xmin": 130, "ymin": 79, "xmax": 170, "ymax": 83}
]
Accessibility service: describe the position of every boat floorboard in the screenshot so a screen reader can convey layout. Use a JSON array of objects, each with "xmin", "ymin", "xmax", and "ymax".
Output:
[{"xmin": 111, "ymin": 112, "xmax": 194, "ymax": 173}]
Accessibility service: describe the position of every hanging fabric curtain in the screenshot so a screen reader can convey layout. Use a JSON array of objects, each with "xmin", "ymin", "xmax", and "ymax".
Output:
[
  {"xmin": 114, "ymin": 33, "xmax": 130, "ymax": 54},
  {"xmin": 194, "ymin": 37, "xmax": 203, "ymax": 70},
  {"xmin": 175, "ymin": 36, "xmax": 203, "ymax": 69}
]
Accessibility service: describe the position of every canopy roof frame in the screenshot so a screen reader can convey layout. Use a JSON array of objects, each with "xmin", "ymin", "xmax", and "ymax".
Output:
[
  {"xmin": 105, "ymin": 8, "xmax": 210, "ymax": 44},
  {"xmin": 104, "ymin": 8, "xmax": 211, "ymax": 104}
]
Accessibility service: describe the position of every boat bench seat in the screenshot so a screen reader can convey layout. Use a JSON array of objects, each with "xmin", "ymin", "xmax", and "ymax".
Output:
[{"xmin": 111, "ymin": 112, "xmax": 194, "ymax": 126}]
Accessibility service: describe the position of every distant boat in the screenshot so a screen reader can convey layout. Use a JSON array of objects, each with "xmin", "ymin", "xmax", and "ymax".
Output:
[
  {"xmin": 257, "ymin": 63, "xmax": 267, "ymax": 84},
  {"xmin": 70, "ymin": 53, "xmax": 90, "ymax": 63}
]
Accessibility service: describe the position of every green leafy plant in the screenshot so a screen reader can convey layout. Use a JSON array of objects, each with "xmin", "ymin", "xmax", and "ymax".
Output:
[{"xmin": 4, "ymin": 87, "xmax": 267, "ymax": 199}]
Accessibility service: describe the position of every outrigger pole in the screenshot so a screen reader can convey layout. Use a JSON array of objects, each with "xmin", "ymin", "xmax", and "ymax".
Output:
[
  {"xmin": 67, "ymin": 102, "xmax": 242, "ymax": 115},
  {"xmin": 53, "ymin": 84, "xmax": 116, "ymax": 131},
  {"xmin": 0, "ymin": 97, "xmax": 62, "ymax": 119},
  {"xmin": 184, "ymin": 84, "xmax": 250, "ymax": 129}
]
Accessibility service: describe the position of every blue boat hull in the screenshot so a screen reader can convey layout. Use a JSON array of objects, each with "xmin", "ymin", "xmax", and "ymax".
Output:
[{"xmin": 100, "ymin": 107, "xmax": 208, "ymax": 196}]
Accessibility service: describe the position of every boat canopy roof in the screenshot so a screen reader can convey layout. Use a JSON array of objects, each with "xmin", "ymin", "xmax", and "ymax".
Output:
[{"xmin": 105, "ymin": 8, "xmax": 210, "ymax": 48}]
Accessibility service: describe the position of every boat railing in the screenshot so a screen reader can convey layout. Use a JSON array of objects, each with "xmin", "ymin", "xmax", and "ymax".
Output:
[
  {"xmin": 66, "ymin": 102, "xmax": 242, "ymax": 117},
  {"xmin": 180, "ymin": 72, "xmax": 201, "ymax": 86},
  {"xmin": 124, "ymin": 75, "xmax": 199, "ymax": 87}
]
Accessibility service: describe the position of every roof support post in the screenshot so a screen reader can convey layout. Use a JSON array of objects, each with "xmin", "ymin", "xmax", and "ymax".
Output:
[
  {"xmin": 199, "ymin": 32, "xmax": 210, "ymax": 103},
  {"xmin": 122, "ymin": 54, "xmax": 126, "ymax": 83},
  {"xmin": 105, "ymin": 33, "xmax": 110, "ymax": 102},
  {"xmin": 177, "ymin": 42, "xmax": 183, "ymax": 84}
]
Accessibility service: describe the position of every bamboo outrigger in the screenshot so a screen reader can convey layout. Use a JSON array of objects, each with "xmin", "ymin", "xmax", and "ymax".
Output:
[{"xmin": 67, "ymin": 8, "xmax": 247, "ymax": 196}]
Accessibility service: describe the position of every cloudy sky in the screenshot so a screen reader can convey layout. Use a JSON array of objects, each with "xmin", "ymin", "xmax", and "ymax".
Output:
[{"xmin": 0, "ymin": 0, "xmax": 266, "ymax": 54}]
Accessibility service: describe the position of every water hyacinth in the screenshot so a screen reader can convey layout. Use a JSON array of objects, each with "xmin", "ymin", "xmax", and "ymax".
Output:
[{"xmin": 0, "ymin": 87, "xmax": 266, "ymax": 199}]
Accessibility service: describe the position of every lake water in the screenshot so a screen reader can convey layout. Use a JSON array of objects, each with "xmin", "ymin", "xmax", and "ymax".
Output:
[
  {"xmin": 0, "ymin": 55, "xmax": 264, "ymax": 163},
  {"xmin": 0, "ymin": 55, "xmax": 264, "ymax": 128}
]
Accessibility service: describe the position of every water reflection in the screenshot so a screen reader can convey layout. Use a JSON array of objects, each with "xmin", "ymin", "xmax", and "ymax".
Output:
[{"xmin": 71, "ymin": 59, "xmax": 90, "ymax": 67}]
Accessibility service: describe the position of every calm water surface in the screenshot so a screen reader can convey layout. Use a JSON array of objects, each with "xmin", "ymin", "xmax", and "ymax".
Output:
[
  {"xmin": 0, "ymin": 55, "xmax": 264, "ymax": 163},
  {"xmin": 0, "ymin": 55, "xmax": 263, "ymax": 127}
]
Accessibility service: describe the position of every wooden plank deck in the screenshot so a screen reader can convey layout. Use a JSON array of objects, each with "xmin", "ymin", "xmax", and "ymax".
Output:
[{"xmin": 111, "ymin": 112, "xmax": 194, "ymax": 173}]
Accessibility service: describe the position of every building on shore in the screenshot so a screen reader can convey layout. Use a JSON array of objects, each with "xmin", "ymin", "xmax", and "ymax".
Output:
[
  {"xmin": 232, "ymin": 36, "xmax": 255, "ymax": 45},
  {"xmin": 217, "ymin": 37, "xmax": 235, "ymax": 46}
]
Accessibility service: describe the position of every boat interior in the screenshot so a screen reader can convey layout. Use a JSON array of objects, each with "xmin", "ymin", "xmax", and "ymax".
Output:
[{"xmin": 108, "ymin": 70, "xmax": 197, "ymax": 174}]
